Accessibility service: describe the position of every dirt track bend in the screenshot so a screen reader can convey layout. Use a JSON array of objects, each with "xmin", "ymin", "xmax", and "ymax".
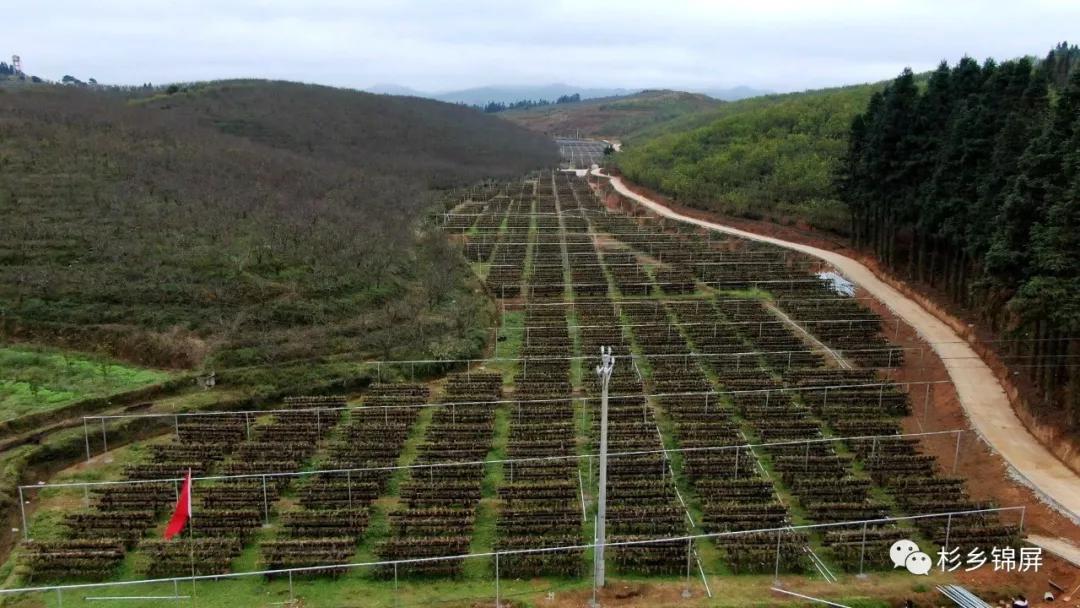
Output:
[{"xmin": 592, "ymin": 169, "xmax": 1080, "ymax": 524}]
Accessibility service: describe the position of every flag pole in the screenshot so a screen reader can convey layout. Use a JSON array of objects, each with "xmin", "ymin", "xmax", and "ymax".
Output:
[{"xmin": 188, "ymin": 468, "xmax": 196, "ymax": 606}]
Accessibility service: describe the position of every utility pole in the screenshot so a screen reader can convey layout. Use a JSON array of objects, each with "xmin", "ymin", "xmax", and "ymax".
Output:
[{"xmin": 593, "ymin": 346, "xmax": 615, "ymax": 601}]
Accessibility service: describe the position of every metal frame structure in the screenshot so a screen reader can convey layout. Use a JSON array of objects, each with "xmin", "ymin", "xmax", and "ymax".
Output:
[
  {"xmin": 499, "ymin": 295, "xmax": 887, "ymax": 309},
  {"xmin": 1, "ymin": 507, "xmax": 1026, "ymax": 606},
  {"xmin": 56, "ymin": 428, "xmax": 967, "ymax": 494},
  {"xmin": 35, "ymin": 428, "xmax": 969, "ymax": 549},
  {"xmin": 79, "ymin": 379, "xmax": 953, "ymax": 461}
]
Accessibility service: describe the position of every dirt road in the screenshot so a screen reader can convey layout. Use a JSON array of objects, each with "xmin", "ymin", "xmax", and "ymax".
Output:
[{"xmin": 593, "ymin": 169, "xmax": 1080, "ymax": 524}]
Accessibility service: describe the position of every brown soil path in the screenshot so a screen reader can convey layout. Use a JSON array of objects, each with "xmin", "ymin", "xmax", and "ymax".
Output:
[{"xmin": 593, "ymin": 169, "xmax": 1080, "ymax": 525}]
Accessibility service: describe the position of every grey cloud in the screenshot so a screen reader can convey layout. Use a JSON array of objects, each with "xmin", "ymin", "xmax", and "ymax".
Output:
[{"xmin": 6, "ymin": 0, "xmax": 1079, "ymax": 93}]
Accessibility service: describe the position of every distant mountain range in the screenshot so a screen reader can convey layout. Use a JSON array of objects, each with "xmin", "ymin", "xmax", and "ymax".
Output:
[
  {"xmin": 363, "ymin": 83, "xmax": 771, "ymax": 104},
  {"xmin": 364, "ymin": 83, "xmax": 430, "ymax": 97},
  {"xmin": 694, "ymin": 85, "xmax": 772, "ymax": 101}
]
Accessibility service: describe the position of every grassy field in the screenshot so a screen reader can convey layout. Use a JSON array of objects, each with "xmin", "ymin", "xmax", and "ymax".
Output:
[{"xmin": 0, "ymin": 346, "xmax": 170, "ymax": 421}]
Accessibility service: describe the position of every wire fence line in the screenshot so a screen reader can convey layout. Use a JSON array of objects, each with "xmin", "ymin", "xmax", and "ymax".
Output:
[
  {"xmin": 508, "ymin": 277, "xmax": 831, "ymax": 292},
  {"xmin": 474, "ymin": 245, "xmax": 795, "ymax": 258},
  {"xmin": 442, "ymin": 209, "xmax": 607, "ymax": 217},
  {"xmin": 485, "ymin": 259, "xmax": 819, "ymax": 268},
  {"xmin": 1, "ymin": 506, "xmax": 1026, "ymax": 603},
  {"xmin": 31, "ymin": 428, "xmax": 972, "ymax": 546},
  {"xmin": 490, "ymin": 278, "xmax": 847, "ymax": 300},
  {"xmin": 499, "ymin": 294, "xmax": 886, "ymax": 309},
  {"xmin": 210, "ymin": 341, "xmax": 925, "ymax": 380},
  {"xmin": 83, "ymin": 377, "xmax": 949, "ymax": 423},
  {"xmin": 502, "ymin": 316, "xmax": 892, "ymax": 333},
  {"xmin": 342, "ymin": 332, "xmax": 1064, "ymax": 368},
  {"xmin": 383, "ymin": 344, "xmax": 919, "ymax": 372},
  {"xmin": 41, "ymin": 429, "xmax": 969, "ymax": 494},
  {"xmin": 162, "ymin": 332, "xmax": 1077, "ymax": 381},
  {"xmin": 771, "ymin": 587, "xmax": 854, "ymax": 608},
  {"xmin": 80, "ymin": 379, "xmax": 954, "ymax": 463},
  {"xmin": 462, "ymin": 238, "xmax": 736, "ymax": 246}
]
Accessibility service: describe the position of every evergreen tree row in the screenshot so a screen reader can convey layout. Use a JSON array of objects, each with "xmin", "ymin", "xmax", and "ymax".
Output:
[
  {"xmin": 838, "ymin": 43, "xmax": 1080, "ymax": 425},
  {"xmin": 481, "ymin": 93, "xmax": 582, "ymax": 113}
]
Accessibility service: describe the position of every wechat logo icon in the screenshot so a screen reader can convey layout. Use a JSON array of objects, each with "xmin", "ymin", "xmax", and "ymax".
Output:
[{"xmin": 890, "ymin": 539, "xmax": 932, "ymax": 575}]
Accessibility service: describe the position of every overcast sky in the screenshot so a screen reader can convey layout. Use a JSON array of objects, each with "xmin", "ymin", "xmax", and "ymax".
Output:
[{"xmin": 8, "ymin": 0, "xmax": 1079, "ymax": 93}]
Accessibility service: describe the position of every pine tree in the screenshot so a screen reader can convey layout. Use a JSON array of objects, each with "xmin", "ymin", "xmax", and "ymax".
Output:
[{"xmin": 838, "ymin": 47, "xmax": 1079, "ymax": 427}]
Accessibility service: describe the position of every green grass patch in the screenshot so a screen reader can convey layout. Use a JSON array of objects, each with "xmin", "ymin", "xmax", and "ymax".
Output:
[
  {"xmin": 488, "ymin": 310, "xmax": 524, "ymax": 383},
  {"xmin": 719, "ymin": 288, "xmax": 771, "ymax": 300},
  {"xmin": 0, "ymin": 345, "xmax": 171, "ymax": 421}
]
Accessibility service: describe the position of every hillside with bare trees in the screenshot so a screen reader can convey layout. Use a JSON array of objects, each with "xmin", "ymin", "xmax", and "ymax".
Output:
[{"xmin": 0, "ymin": 82, "xmax": 557, "ymax": 380}]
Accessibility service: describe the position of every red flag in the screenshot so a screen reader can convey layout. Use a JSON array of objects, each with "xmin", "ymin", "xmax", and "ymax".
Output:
[{"xmin": 164, "ymin": 469, "xmax": 192, "ymax": 540}]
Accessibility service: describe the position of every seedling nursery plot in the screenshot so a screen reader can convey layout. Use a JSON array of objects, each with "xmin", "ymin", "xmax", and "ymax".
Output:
[{"xmin": 2, "ymin": 169, "xmax": 1025, "ymax": 607}]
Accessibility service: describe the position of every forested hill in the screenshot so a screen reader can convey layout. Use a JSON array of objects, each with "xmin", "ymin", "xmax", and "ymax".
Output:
[
  {"xmin": 838, "ymin": 44, "xmax": 1080, "ymax": 426},
  {"xmin": 615, "ymin": 83, "xmax": 882, "ymax": 233},
  {"xmin": 0, "ymin": 82, "xmax": 557, "ymax": 380},
  {"xmin": 500, "ymin": 89, "xmax": 723, "ymax": 139},
  {"xmin": 138, "ymin": 80, "xmax": 555, "ymax": 187}
]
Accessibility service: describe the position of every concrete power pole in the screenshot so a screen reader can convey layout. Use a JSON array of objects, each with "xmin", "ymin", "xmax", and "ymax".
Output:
[{"xmin": 593, "ymin": 346, "xmax": 615, "ymax": 600}]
